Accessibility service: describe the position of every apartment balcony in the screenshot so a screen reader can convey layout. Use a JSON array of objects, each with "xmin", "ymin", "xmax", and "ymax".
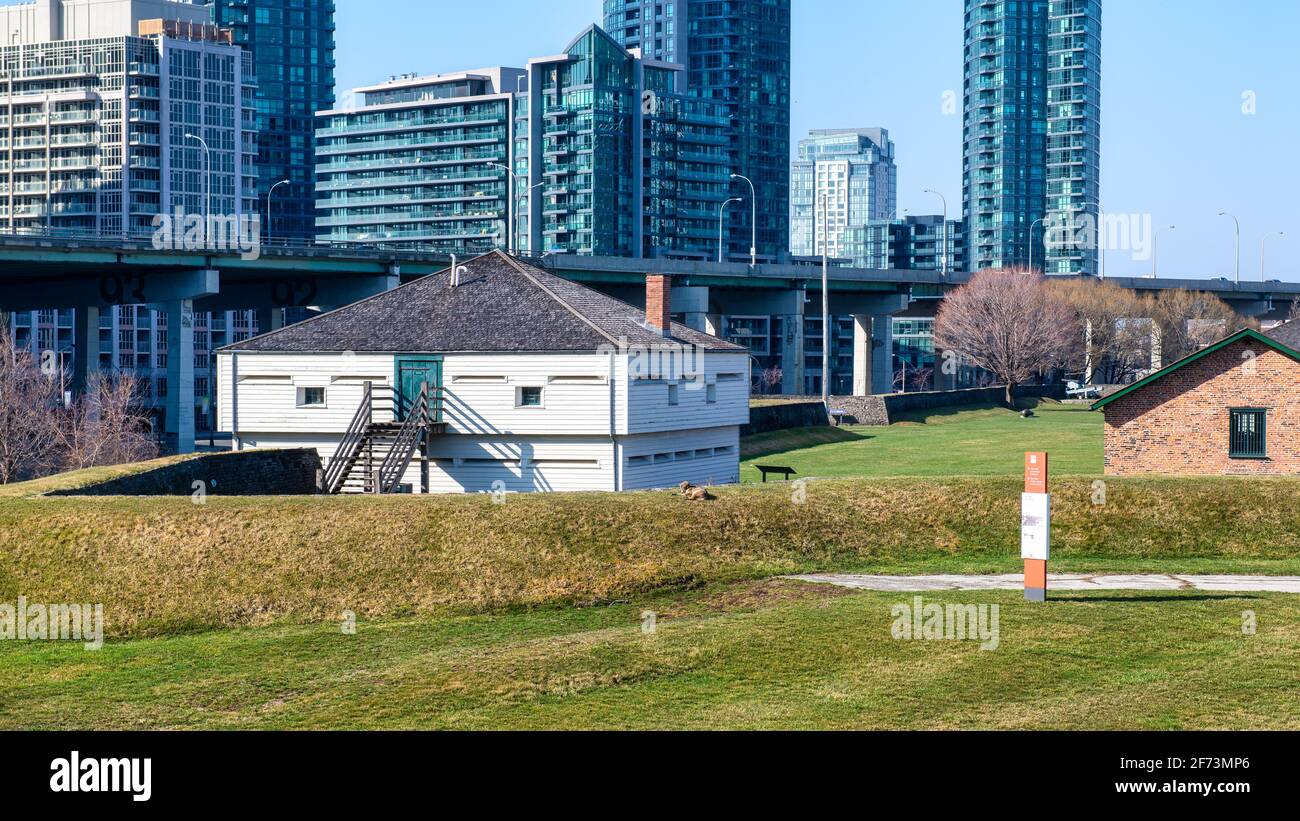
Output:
[
  {"xmin": 314, "ymin": 114, "xmax": 505, "ymax": 139},
  {"xmin": 316, "ymin": 169, "xmax": 502, "ymax": 192},
  {"xmin": 317, "ymin": 151, "xmax": 507, "ymax": 174},
  {"xmin": 316, "ymin": 132, "xmax": 505, "ymax": 157}
]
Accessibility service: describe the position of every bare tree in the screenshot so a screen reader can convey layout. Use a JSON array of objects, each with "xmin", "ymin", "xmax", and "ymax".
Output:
[
  {"xmin": 0, "ymin": 333, "xmax": 158, "ymax": 484},
  {"xmin": 893, "ymin": 363, "xmax": 933, "ymax": 393},
  {"xmin": 55, "ymin": 372, "xmax": 159, "ymax": 472},
  {"xmin": 1286, "ymin": 298, "xmax": 1300, "ymax": 324},
  {"xmin": 1048, "ymin": 278, "xmax": 1154, "ymax": 385},
  {"xmin": 1150, "ymin": 289, "xmax": 1253, "ymax": 365},
  {"xmin": 0, "ymin": 334, "xmax": 63, "ymax": 484},
  {"xmin": 758, "ymin": 366, "xmax": 783, "ymax": 396},
  {"xmin": 934, "ymin": 267, "xmax": 1075, "ymax": 406}
]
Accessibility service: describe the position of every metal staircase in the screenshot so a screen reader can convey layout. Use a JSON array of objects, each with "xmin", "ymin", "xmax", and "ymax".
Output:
[{"xmin": 323, "ymin": 381, "xmax": 445, "ymax": 494}]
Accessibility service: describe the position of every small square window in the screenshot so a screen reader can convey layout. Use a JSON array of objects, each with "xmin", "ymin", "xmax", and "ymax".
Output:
[
  {"xmin": 298, "ymin": 386, "xmax": 325, "ymax": 407},
  {"xmin": 706, "ymin": 383, "xmax": 717, "ymax": 404},
  {"xmin": 668, "ymin": 383, "xmax": 679, "ymax": 406},
  {"xmin": 518, "ymin": 386, "xmax": 543, "ymax": 407}
]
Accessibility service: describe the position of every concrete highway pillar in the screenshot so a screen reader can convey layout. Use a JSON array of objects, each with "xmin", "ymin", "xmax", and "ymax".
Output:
[
  {"xmin": 672, "ymin": 286, "xmax": 712, "ymax": 334},
  {"xmin": 852, "ymin": 313, "xmax": 895, "ymax": 395},
  {"xmin": 72, "ymin": 305, "xmax": 101, "ymax": 396},
  {"xmin": 780, "ymin": 292, "xmax": 806, "ymax": 395},
  {"xmin": 163, "ymin": 300, "xmax": 196, "ymax": 454}
]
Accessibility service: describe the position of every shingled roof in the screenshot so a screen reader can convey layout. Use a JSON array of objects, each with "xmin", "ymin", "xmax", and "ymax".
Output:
[
  {"xmin": 222, "ymin": 250, "xmax": 744, "ymax": 354},
  {"xmin": 1266, "ymin": 318, "xmax": 1300, "ymax": 350}
]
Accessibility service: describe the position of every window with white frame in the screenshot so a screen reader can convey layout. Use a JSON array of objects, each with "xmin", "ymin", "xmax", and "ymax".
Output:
[{"xmin": 297, "ymin": 386, "xmax": 326, "ymax": 407}]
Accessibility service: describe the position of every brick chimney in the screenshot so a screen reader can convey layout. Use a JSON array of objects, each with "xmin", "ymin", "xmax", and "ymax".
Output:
[{"xmin": 646, "ymin": 274, "xmax": 671, "ymax": 333}]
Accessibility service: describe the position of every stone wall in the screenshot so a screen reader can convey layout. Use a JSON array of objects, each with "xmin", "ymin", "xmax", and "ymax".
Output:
[
  {"xmin": 752, "ymin": 385, "xmax": 1067, "ymax": 428},
  {"xmin": 51, "ymin": 449, "xmax": 323, "ymax": 496},
  {"xmin": 742, "ymin": 402, "xmax": 829, "ymax": 436}
]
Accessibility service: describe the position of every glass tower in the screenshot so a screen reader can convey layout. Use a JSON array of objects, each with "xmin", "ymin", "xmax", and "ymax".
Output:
[
  {"xmin": 524, "ymin": 25, "xmax": 732, "ymax": 259},
  {"xmin": 603, "ymin": 0, "xmax": 792, "ymax": 262},
  {"xmin": 790, "ymin": 128, "xmax": 898, "ymax": 265},
  {"xmin": 205, "ymin": 0, "xmax": 336, "ymax": 243},
  {"xmin": 962, "ymin": 0, "xmax": 1100, "ymax": 275},
  {"xmin": 1045, "ymin": 0, "xmax": 1101, "ymax": 275}
]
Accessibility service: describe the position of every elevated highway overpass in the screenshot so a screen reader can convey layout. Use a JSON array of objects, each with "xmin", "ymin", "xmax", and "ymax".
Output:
[{"xmin": 1, "ymin": 234, "xmax": 1296, "ymax": 452}]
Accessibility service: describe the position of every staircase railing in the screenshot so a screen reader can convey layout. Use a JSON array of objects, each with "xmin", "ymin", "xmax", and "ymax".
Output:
[
  {"xmin": 324, "ymin": 381, "xmax": 389, "ymax": 494},
  {"xmin": 375, "ymin": 381, "xmax": 443, "ymax": 494}
]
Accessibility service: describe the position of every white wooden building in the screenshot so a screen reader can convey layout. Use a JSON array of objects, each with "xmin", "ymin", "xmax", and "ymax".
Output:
[{"xmin": 216, "ymin": 251, "xmax": 750, "ymax": 493}]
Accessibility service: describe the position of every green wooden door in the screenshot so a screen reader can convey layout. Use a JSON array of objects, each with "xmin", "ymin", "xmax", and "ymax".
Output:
[{"xmin": 394, "ymin": 357, "xmax": 442, "ymax": 422}]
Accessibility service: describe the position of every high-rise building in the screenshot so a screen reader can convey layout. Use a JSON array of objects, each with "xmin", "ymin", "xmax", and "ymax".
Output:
[
  {"xmin": 603, "ymin": 0, "xmax": 792, "ymax": 263},
  {"xmin": 205, "ymin": 0, "xmax": 335, "ymax": 243},
  {"xmin": 316, "ymin": 69, "xmax": 520, "ymax": 253},
  {"xmin": 0, "ymin": 0, "xmax": 261, "ymax": 435},
  {"xmin": 524, "ymin": 25, "xmax": 731, "ymax": 259},
  {"xmin": 856, "ymin": 216, "xmax": 967, "ymax": 272},
  {"xmin": 1045, "ymin": 0, "xmax": 1101, "ymax": 275},
  {"xmin": 318, "ymin": 25, "xmax": 735, "ymax": 262},
  {"xmin": 790, "ymin": 128, "xmax": 898, "ymax": 264},
  {"xmin": 962, "ymin": 0, "xmax": 1101, "ymax": 275}
]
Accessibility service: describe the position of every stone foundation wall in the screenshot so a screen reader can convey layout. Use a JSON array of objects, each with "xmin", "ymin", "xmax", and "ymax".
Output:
[{"xmin": 50, "ymin": 449, "xmax": 323, "ymax": 497}]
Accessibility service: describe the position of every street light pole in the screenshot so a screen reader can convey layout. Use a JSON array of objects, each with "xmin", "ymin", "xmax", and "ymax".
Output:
[
  {"xmin": 1261, "ymin": 231, "xmax": 1284, "ymax": 281},
  {"xmin": 924, "ymin": 189, "xmax": 948, "ymax": 277},
  {"xmin": 488, "ymin": 161, "xmax": 522, "ymax": 255},
  {"xmin": 184, "ymin": 132, "xmax": 211, "ymax": 239},
  {"xmin": 731, "ymin": 173, "xmax": 756, "ymax": 267},
  {"xmin": 265, "ymin": 179, "xmax": 290, "ymax": 245},
  {"xmin": 1028, "ymin": 217, "xmax": 1046, "ymax": 273},
  {"xmin": 718, "ymin": 197, "xmax": 742, "ymax": 263},
  {"xmin": 820, "ymin": 192, "xmax": 830, "ymax": 406},
  {"xmin": 1218, "ymin": 211, "xmax": 1241, "ymax": 283}
]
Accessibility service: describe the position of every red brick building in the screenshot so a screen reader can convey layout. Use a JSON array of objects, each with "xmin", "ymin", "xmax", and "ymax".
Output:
[{"xmin": 1093, "ymin": 325, "xmax": 1300, "ymax": 476}]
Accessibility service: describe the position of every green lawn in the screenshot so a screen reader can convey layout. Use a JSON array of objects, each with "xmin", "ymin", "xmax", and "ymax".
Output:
[
  {"xmin": 742, "ymin": 401, "xmax": 1101, "ymax": 482},
  {"xmin": 4, "ymin": 399, "xmax": 1298, "ymax": 730},
  {"xmin": 5, "ymin": 578, "xmax": 1296, "ymax": 730}
]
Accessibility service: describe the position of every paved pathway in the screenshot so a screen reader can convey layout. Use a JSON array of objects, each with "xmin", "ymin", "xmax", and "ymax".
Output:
[{"xmin": 787, "ymin": 574, "xmax": 1300, "ymax": 593}]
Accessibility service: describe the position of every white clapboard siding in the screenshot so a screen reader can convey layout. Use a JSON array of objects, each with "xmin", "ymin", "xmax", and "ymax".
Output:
[
  {"xmin": 217, "ymin": 352, "xmax": 395, "ymax": 434},
  {"xmin": 409, "ymin": 434, "xmax": 617, "ymax": 493},
  {"xmin": 441, "ymin": 353, "xmax": 617, "ymax": 435},
  {"xmin": 218, "ymin": 348, "xmax": 744, "ymax": 495},
  {"xmin": 621, "ymin": 426, "xmax": 742, "ymax": 490},
  {"xmin": 626, "ymin": 352, "xmax": 750, "ymax": 435}
]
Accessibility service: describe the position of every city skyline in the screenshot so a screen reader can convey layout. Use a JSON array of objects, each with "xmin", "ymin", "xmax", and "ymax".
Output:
[{"xmin": 334, "ymin": 0, "xmax": 1300, "ymax": 280}]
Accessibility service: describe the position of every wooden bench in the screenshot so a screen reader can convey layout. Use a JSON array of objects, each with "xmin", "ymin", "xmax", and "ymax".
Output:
[{"xmin": 755, "ymin": 465, "xmax": 797, "ymax": 483}]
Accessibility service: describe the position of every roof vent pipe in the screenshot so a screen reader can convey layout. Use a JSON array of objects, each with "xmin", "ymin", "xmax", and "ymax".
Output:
[{"xmin": 450, "ymin": 254, "xmax": 458, "ymax": 287}]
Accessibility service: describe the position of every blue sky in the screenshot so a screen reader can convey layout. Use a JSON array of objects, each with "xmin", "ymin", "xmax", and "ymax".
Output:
[{"xmin": 336, "ymin": 1, "xmax": 1300, "ymax": 280}]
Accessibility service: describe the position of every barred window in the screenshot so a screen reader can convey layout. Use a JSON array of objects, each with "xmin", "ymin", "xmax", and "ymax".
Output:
[{"xmin": 1229, "ymin": 409, "xmax": 1267, "ymax": 459}]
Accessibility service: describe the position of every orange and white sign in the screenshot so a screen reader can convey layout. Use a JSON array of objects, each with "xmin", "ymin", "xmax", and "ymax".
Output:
[{"xmin": 1023, "ymin": 452, "xmax": 1050, "ymax": 602}]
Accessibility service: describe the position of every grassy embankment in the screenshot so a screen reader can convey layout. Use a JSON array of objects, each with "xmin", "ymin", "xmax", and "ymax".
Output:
[{"xmin": 2, "ymin": 400, "xmax": 1298, "ymax": 729}]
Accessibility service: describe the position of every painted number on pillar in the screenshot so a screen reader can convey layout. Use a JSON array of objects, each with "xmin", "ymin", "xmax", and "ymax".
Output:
[
  {"xmin": 99, "ymin": 274, "xmax": 147, "ymax": 305},
  {"xmin": 271, "ymin": 279, "xmax": 318, "ymax": 308}
]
